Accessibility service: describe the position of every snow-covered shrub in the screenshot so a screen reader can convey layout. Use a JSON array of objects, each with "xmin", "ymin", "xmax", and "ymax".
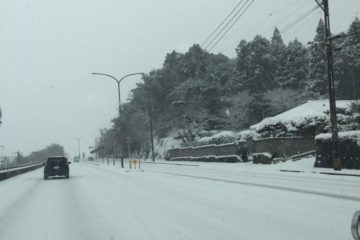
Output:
[
  {"xmin": 208, "ymin": 131, "xmax": 236, "ymax": 145},
  {"xmin": 315, "ymin": 131, "xmax": 360, "ymax": 169},
  {"xmin": 253, "ymin": 152, "xmax": 273, "ymax": 164},
  {"xmin": 236, "ymin": 130, "xmax": 260, "ymax": 141}
]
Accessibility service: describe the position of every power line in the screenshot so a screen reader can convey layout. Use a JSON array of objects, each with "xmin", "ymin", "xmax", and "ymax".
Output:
[
  {"xmin": 201, "ymin": 0, "xmax": 246, "ymax": 48},
  {"xmin": 264, "ymin": 0, "xmax": 312, "ymax": 35},
  {"xmin": 243, "ymin": 0, "xmax": 299, "ymax": 37},
  {"xmin": 204, "ymin": 0, "xmax": 251, "ymax": 50},
  {"xmin": 284, "ymin": 8, "xmax": 322, "ymax": 37},
  {"xmin": 207, "ymin": 0, "xmax": 256, "ymax": 52},
  {"xmin": 281, "ymin": 5, "xmax": 320, "ymax": 33}
]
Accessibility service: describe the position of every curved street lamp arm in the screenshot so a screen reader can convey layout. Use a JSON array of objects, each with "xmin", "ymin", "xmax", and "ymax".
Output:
[
  {"xmin": 119, "ymin": 72, "xmax": 145, "ymax": 83},
  {"xmin": 92, "ymin": 72, "xmax": 120, "ymax": 84}
]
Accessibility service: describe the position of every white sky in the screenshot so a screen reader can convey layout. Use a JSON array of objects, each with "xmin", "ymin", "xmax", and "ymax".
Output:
[{"xmin": 0, "ymin": 0, "xmax": 359, "ymax": 157}]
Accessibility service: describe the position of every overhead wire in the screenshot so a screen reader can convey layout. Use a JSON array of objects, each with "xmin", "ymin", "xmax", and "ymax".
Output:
[
  {"xmin": 264, "ymin": 0, "xmax": 313, "ymax": 35},
  {"xmin": 243, "ymin": 0, "xmax": 299, "ymax": 37},
  {"xmin": 281, "ymin": 5, "xmax": 321, "ymax": 33},
  {"xmin": 200, "ymin": 0, "xmax": 246, "ymax": 48},
  {"xmin": 203, "ymin": 0, "xmax": 251, "ymax": 50},
  {"xmin": 284, "ymin": 8, "xmax": 322, "ymax": 38},
  {"xmin": 199, "ymin": 0, "xmax": 330, "ymax": 53},
  {"xmin": 207, "ymin": 0, "xmax": 256, "ymax": 52}
]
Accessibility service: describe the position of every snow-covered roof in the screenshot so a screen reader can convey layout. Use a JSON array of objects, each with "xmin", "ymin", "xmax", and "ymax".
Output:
[{"xmin": 250, "ymin": 100, "xmax": 354, "ymax": 132}]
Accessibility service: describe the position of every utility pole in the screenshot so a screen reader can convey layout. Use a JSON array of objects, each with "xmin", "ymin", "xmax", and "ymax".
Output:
[
  {"xmin": 144, "ymin": 92, "xmax": 155, "ymax": 162},
  {"xmin": 315, "ymin": 0, "xmax": 341, "ymax": 170},
  {"xmin": 149, "ymin": 97, "xmax": 155, "ymax": 162}
]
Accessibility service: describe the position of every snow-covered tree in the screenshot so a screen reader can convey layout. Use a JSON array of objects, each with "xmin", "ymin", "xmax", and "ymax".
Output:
[
  {"xmin": 270, "ymin": 27, "xmax": 287, "ymax": 88},
  {"xmin": 336, "ymin": 17, "xmax": 360, "ymax": 99},
  {"xmin": 281, "ymin": 39, "xmax": 309, "ymax": 89},
  {"xmin": 236, "ymin": 35, "xmax": 273, "ymax": 93},
  {"xmin": 309, "ymin": 19, "xmax": 328, "ymax": 95}
]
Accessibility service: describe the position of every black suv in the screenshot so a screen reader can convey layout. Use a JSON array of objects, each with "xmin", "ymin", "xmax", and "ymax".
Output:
[{"xmin": 44, "ymin": 156, "xmax": 70, "ymax": 179}]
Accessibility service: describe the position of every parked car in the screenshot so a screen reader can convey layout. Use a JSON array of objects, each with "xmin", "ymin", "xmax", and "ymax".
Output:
[
  {"xmin": 73, "ymin": 156, "xmax": 80, "ymax": 162},
  {"xmin": 44, "ymin": 156, "xmax": 71, "ymax": 179}
]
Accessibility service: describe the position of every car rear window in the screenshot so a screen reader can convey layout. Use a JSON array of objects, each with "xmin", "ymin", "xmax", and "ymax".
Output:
[{"xmin": 47, "ymin": 157, "xmax": 67, "ymax": 165}]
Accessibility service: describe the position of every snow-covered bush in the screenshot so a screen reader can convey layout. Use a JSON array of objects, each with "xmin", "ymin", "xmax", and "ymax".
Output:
[
  {"xmin": 253, "ymin": 152, "xmax": 273, "ymax": 164},
  {"xmin": 208, "ymin": 131, "xmax": 237, "ymax": 145},
  {"xmin": 236, "ymin": 130, "xmax": 260, "ymax": 141},
  {"xmin": 315, "ymin": 130, "xmax": 360, "ymax": 169}
]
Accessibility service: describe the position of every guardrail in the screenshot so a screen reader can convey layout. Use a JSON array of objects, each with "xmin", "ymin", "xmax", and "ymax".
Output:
[
  {"xmin": 290, "ymin": 150, "xmax": 316, "ymax": 161},
  {"xmin": 81, "ymin": 159, "xmax": 100, "ymax": 166},
  {"xmin": 0, "ymin": 162, "xmax": 41, "ymax": 171},
  {"xmin": 0, "ymin": 162, "xmax": 44, "ymax": 181}
]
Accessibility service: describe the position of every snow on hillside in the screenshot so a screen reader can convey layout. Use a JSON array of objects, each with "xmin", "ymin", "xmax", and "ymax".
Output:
[
  {"xmin": 154, "ymin": 137, "xmax": 182, "ymax": 159},
  {"xmin": 250, "ymin": 100, "xmax": 354, "ymax": 134}
]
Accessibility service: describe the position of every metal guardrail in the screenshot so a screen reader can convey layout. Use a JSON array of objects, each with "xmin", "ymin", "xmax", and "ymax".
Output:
[
  {"xmin": 81, "ymin": 159, "xmax": 100, "ymax": 166},
  {"xmin": 290, "ymin": 150, "xmax": 316, "ymax": 161},
  {"xmin": 0, "ymin": 162, "xmax": 44, "ymax": 181},
  {"xmin": 273, "ymin": 150, "xmax": 316, "ymax": 163},
  {"xmin": 0, "ymin": 162, "xmax": 43, "ymax": 171}
]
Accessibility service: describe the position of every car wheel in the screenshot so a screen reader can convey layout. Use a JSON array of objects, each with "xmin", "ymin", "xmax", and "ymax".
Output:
[
  {"xmin": 44, "ymin": 175, "xmax": 48, "ymax": 180},
  {"xmin": 66, "ymin": 173, "xmax": 69, "ymax": 179}
]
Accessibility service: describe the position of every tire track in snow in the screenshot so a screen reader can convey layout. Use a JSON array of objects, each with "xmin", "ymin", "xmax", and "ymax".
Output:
[{"xmin": 150, "ymin": 170, "xmax": 360, "ymax": 202}]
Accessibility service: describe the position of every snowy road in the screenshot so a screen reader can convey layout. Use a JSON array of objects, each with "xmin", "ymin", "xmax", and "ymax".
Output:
[{"xmin": 0, "ymin": 161, "xmax": 359, "ymax": 240}]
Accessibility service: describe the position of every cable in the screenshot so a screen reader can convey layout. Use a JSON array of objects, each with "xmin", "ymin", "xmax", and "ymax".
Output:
[
  {"xmin": 264, "ymin": 0, "xmax": 312, "ymax": 35},
  {"xmin": 284, "ymin": 8, "xmax": 322, "ymax": 37},
  {"xmin": 244, "ymin": 0, "xmax": 299, "ymax": 37},
  {"xmin": 207, "ymin": 0, "xmax": 256, "ymax": 52},
  {"xmin": 201, "ymin": 0, "xmax": 246, "ymax": 48},
  {"xmin": 281, "ymin": 5, "xmax": 320, "ymax": 33},
  {"xmin": 204, "ymin": 0, "xmax": 251, "ymax": 50}
]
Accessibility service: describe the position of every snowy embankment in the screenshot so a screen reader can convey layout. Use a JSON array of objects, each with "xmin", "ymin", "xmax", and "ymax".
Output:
[{"xmin": 250, "ymin": 100, "xmax": 354, "ymax": 134}]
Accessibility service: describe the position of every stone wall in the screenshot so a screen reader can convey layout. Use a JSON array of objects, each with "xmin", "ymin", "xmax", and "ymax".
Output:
[
  {"xmin": 252, "ymin": 137, "xmax": 315, "ymax": 158},
  {"xmin": 166, "ymin": 141, "xmax": 248, "ymax": 162}
]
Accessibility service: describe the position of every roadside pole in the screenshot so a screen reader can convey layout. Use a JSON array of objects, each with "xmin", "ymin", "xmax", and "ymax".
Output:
[{"xmin": 322, "ymin": 0, "xmax": 341, "ymax": 170}]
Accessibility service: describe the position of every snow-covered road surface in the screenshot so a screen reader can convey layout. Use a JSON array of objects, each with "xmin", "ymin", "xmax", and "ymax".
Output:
[{"xmin": 0, "ymin": 161, "xmax": 359, "ymax": 240}]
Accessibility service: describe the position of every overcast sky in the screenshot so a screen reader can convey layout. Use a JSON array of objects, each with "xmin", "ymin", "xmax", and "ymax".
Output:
[{"xmin": 0, "ymin": 0, "xmax": 359, "ymax": 157}]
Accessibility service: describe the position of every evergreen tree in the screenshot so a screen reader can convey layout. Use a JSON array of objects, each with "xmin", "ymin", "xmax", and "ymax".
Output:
[
  {"xmin": 245, "ymin": 94, "xmax": 271, "ymax": 125},
  {"xmin": 309, "ymin": 19, "xmax": 328, "ymax": 95},
  {"xmin": 270, "ymin": 27, "xmax": 287, "ymax": 88},
  {"xmin": 281, "ymin": 39, "xmax": 308, "ymax": 89},
  {"xmin": 236, "ymin": 35, "xmax": 272, "ymax": 93},
  {"xmin": 337, "ymin": 17, "xmax": 360, "ymax": 99}
]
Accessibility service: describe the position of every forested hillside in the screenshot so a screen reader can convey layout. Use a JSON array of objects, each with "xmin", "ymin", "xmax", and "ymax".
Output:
[{"xmin": 96, "ymin": 18, "xmax": 360, "ymax": 158}]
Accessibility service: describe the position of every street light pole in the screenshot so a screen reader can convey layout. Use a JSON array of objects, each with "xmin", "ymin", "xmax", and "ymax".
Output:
[
  {"xmin": 92, "ymin": 72, "xmax": 144, "ymax": 167},
  {"xmin": 74, "ymin": 137, "xmax": 83, "ymax": 160}
]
